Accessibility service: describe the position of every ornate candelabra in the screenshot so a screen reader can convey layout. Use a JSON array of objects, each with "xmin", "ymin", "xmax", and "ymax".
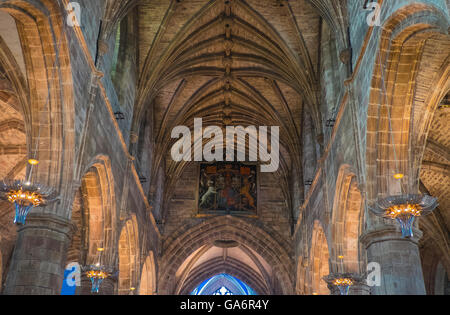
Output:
[
  {"xmin": 0, "ymin": 179, "xmax": 58, "ymax": 225},
  {"xmin": 369, "ymin": 194, "xmax": 438, "ymax": 238},
  {"xmin": 82, "ymin": 248, "xmax": 117, "ymax": 294},
  {"xmin": 323, "ymin": 274, "xmax": 365, "ymax": 295},
  {"xmin": 83, "ymin": 264, "xmax": 115, "ymax": 293}
]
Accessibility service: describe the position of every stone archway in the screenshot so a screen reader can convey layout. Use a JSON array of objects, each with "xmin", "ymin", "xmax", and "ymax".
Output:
[
  {"xmin": 366, "ymin": 3, "xmax": 450, "ymax": 202},
  {"xmin": 64, "ymin": 156, "xmax": 117, "ymax": 295},
  {"xmin": 139, "ymin": 252, "xmax": 157, "ymax": 295},
  {"xmin": 69, "ymin": 156, "xmax": 117, "ymax": 267},
  {"xmin": 118, "ymin": 215, "xmax": 139, "ymax": 295},
  {"xmin": 362, "ymin": 3, "xmax": 450, "ymax": 295},
  {"xmin": 176, "ymin": 245, "xmax": 273, "ymax": 295},
  {"xmin": 159, "ymin": 216, "xmax": 294, "ymax": 295},
  {"xmin": 310, "ymin": 220, "xmax": 330, "ymax": 295},
  {"xmin": 0, "ymin": 0, "xmax": 75, "ymax": 295},
  {"xmin": 0, "ymin": 0, "xmax": 75, "ymax": 200},
  {"xmin": 0, "ymin": 10, "xmax": 28, "ymax": 295},
  {"xmin": 331, "ymin": 165, "xmax": 364, "ymax": 274}
]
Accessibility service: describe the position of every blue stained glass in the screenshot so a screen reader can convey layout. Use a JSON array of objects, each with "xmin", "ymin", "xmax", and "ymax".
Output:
[{"xmin": 191, "ymin": 274, "xmax": 257, "ymax": 295}]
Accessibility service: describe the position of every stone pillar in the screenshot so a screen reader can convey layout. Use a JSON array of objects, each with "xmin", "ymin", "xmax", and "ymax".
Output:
[
  {"xmin": 360, "ymin": 225, "xmax": 426, "ymax": 295},
  {"xmin": 3, "ymin": 213, "xmax": 75, "ymax": 295}
]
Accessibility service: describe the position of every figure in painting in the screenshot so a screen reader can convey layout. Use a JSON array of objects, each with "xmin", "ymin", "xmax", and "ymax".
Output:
[
  {"xmin": 198, "ymin": 163, "xmax": 257, "ymax": 214},
  {"xmin": 199, "ymin": 179, "xmax": 217, "ymax": 208},
  {"xmin": 218, "ymin": 173, "xmax": 240, "ymax": 211},
  {"xmin": 240, "ymin": 176, "xmax": 256, "ymax": 211}
]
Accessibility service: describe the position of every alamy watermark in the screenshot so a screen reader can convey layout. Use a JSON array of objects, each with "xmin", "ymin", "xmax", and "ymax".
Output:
[
  {"xmin": 65, "ymin": 262, "xmax": 81, "ymax": 288},
  {"xmin": 65, "ymin": 2, "xmax": 381, "ymax": 28},
  {"xmin": 366, "ymin": 262, "xmax": 381, "ymax": 287},
  {"xmin": 171, "ymin": 118, "xmax": 280, "ymax": 173},
  {"xmin": 365, "ymin": 2, "xmax": 382, "ymax": 27},
  {"xmin": 66, "ymin": 2, "xmax": 81, "ymax": 27}
]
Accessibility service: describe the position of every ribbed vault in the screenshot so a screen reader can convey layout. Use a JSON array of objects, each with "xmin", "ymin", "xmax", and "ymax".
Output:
[
  {"xmin": 159, "ymin": 215, "xmax": 294, "ymax": 294},
  {"xmin": 133, "ymin": 0, "xmax": 338, "ymax": 221}
]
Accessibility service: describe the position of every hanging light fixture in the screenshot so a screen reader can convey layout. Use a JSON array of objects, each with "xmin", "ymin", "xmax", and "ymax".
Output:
[
  {"xmin": 83, "ymin": 265, "xmax": 114, "ymax": 293},
  {"xmin": 323, "ymin": 274, "xmax": 363, "ymax": 296},
  {"xmin": 0, "ymin": 155, "xmax": 58, "ymax": 225},
  {"xmin": 0, "ymin": 179, "xmax": 58, "ymax": 225},
  {"xmin": 82, "ymin": 248, "xmax": 116, "ymax": 294},
  {"xmin": 0, "ymin": 106, "xmax": 59, "ymax": 225},
  {"xmin": 369, "ymin": 194, "xmax": 438, "ymax": 238}
]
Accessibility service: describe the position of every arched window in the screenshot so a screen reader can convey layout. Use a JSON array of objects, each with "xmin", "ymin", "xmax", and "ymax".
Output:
[
  {"xmin": 191, "ymin": 274, "xmax": 257, "ymax": 295},
  {"xmin": 213, "ymin": 286, "xmax": 233, "ymax": 295}
]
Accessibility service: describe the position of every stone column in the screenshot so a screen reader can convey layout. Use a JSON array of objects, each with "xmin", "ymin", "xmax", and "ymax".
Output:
[
  {"xmin": 3, "ymin": 213, "xmax": 75, "ymax": 295},
  {"xmin": 360, "ymin": 225, "xmax": 426, "ymax": 295}
]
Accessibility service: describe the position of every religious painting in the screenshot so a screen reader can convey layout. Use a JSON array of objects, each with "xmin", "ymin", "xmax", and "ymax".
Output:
[{"xmin": 198, "ymin": 163, "xmax": 258, "ymax": 215}]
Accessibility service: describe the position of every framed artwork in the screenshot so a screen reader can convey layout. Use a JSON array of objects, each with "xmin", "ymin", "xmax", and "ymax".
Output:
[{"xmin": 197, "ymin": 162, "xmax": 258, "ymax": 216}]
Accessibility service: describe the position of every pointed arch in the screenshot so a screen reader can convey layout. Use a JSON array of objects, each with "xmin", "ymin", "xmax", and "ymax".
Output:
[
  {"xmin": 309, "ymin": 220, "xmax": 330, "ymax": 295},
  {"xmin": 331, "ymin": 165, "xmax": 364, "ymax": 274},
  {"xmin": 118, "ymin": 215, "xmax": 139, "ymax": 294},
  {"xmin": 365, "ymin": 3, "xmax": 450, "ymax": 201},
  {"xmin": 159, "ymin": 216, "xmax": 294, "ymax": 295},
  {"xmin": 0, "ymin": 0, "xmax": 75, "ymax": 206},
  {"xmin": 139, "ymin": 251, "xmax": 157, "ymax": 295},
  {"xmin": 68, "ymin": 156, "xmax": 117, "ymax": 268}
]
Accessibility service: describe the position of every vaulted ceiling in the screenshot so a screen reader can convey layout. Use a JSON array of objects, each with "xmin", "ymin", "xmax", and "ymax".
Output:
[
  {"xmin": 420, "ymin": 97, "xmax": 450, "ymax": 265},
  {"xmin": 132, "ymin": 0, "xmax": 341, "ymax": 203},
  {"xmin": 175, "ymin": 241, "xmax": 273, "ymax": 294}
]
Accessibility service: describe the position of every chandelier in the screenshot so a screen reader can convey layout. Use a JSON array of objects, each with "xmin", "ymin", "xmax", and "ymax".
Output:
[
  {"xmin": 83, "ymin": 264, "xmax": 115, "ymax": 293},
  {"xmin": 82, "ymin": 248, "xmax": 116, "ymax": 293},
  {"xmin": 370, "ymin": 194, "xmax": 438, "ymax": 238},
  {"xmin": 323, "ymin": 274, "xmax": 362, "ymax": 295},
  {"xmin": 0, "ymin": 179, "xmax": 58, "ymax": 225}
]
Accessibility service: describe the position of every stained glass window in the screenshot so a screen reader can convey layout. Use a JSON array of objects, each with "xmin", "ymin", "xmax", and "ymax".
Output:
[
  {"xmin": 191, "ymin": 274, "xmax": 256, "ymax": 295},
  {"xmin": 213, "ymin": 286, "xmax": 233, "ymax": 295}
]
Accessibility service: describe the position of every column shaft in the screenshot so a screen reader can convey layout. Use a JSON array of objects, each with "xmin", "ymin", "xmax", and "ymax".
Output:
[
  {"xmin": 361, "ymin": 225, "xmax": 426, "ymax": 295},
  {"xmin": 3, "ymin": 214, "xmax": 74, "ymax": 295}
]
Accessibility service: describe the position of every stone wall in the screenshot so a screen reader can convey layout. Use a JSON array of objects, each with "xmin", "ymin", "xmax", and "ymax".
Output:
[
  {"xmin": 164, "ymin": 164, "xmax": 292, "ymax": 242},
  {"xmin": 0, "ymin": 0, "xmax": 448, "ymax": 295}
]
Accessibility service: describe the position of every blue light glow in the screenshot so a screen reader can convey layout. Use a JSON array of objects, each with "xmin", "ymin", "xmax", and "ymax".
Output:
[{"xmin": 191, "ymin": 274, "xmax": 257, "ymax": 295}]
